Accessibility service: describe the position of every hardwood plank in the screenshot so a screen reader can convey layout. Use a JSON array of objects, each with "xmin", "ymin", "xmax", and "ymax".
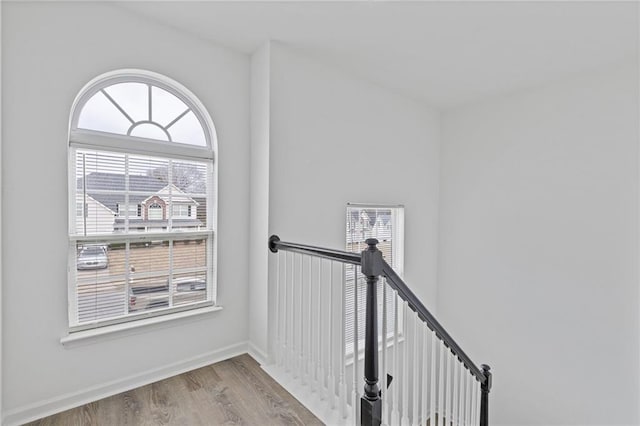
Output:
[
  {"xmin": 226, "ymin": 355, "xmax": 322, "ymax": 425},
  {"xmin": 26, "ymin": 354, "xmax": 322, "ymax": 426}
]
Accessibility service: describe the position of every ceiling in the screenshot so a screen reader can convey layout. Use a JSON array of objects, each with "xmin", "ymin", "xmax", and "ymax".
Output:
[{"xmin": 118, "ymin": 1, "xmax": 639, "ymax": 109}]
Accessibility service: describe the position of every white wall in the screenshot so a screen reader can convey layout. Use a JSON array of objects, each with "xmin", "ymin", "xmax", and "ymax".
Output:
[
  {"xmin": 2, "ymin": 3, "xmax": 250, "ymax": 423},
  {"xmin": 438, "ymin": 62, "xmax": 639, "ymax": 425},
  {"xmin": 267, "ymin": 43, "xmax": 441, "ymax": 308}
]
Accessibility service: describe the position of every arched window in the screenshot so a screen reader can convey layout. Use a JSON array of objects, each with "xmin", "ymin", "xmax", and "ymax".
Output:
[{"xmin": 68, "ymin": 70, "xmax": 217, "ymax": 330}]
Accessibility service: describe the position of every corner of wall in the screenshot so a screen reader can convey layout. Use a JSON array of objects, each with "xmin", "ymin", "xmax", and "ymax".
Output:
[
  {"xmin": 248, "ymin": 41, "xmax": 272, "ymax": 360},
  {"xmin": 1, "ymin": 1, "xmax": 4, "ymax": 419}
]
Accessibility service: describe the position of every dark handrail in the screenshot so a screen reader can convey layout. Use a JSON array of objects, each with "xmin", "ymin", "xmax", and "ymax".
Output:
[
  {"xmin": 269, "ymin": 234, "xmax": 488, "ymax": 385},
  {"xmin": 382, "ymin": 262, "xmax": 486, "ymax": 385},
  {"xmin": 269, "ymin": 235, "xmax": 361, "ymax": 265}
]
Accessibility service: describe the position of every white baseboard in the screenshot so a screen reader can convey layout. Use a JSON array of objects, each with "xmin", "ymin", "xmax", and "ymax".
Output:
[
  {"xmin": 2, "ymin": 341, "xmax": 250, "ymax": 426},
  {"xmin": 247, "ymin": 341, "xmax": 269, "ymax": 365}
]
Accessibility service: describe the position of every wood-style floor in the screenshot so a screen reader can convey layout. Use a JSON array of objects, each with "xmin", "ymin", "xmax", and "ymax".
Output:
[{"xmin": 27, "ymin": 354, "xmax": 323, "ymax": 426}]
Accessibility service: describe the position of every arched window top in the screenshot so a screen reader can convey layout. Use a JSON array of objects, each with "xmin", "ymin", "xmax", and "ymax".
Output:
[{"xmin": 70, "ymin": 70, "xmax": 216, "ymax": 153}]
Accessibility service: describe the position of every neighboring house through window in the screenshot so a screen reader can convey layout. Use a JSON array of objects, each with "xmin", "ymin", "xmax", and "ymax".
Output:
[
  {"xmin": 148, "ymin": 202, "xmax": 164, "ymax": 220},
  {"xmin": 117, "ymin": 203, "xmax": 140, "ymax": 218},
  {"xmin": 68, "ymin": 69, "xmax": 217, "ymax": 331}
]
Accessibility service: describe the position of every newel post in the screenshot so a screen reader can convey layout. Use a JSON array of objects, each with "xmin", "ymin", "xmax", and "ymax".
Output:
[
  {"xmin": 480, "ymin": 364, "xmax": 492, "ymax": 426},
  {"xmin": 360, "ymin": 238, "xmax": 383, "ymax": 426}
]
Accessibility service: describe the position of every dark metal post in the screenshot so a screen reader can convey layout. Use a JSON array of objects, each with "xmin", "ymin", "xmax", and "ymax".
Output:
[
  {"xmin": 360, "ymin": 238, "xmax": 383, "ymax": 426},
  {"xmin": 480, "ymin": 364, "xmax": 492, "ymax": 426}
]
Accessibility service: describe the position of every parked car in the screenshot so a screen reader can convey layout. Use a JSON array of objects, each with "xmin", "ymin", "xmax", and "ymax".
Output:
[
  {"xmin": 76, "ymin": 245, "xmax": 108, "ymax": 270},
  {"xmin": 128, "ymin": 277, "xmax": 207, "ymax": 312}
]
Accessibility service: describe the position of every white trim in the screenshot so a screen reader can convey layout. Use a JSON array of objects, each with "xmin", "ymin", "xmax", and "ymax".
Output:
[
  {"xmin": 70, "ymin": 129, "xmax": 214, "ymax": 161},
  {"xmin": 637, "ymin": 5, "xmax": 640, "ymax": 418},
  {"xmin": 69, "ymin": 298, "xmax": 217, "ymax": 331},
  {"xmin": 70, "ymin": 230, "xmax": 212, "ymax": 243},
  {"xmin": 0, "ymin": 3, "xmax": 4, "ymax": 420},
  {"xmin": 68, "ymin": 69, "xmax": 218, "ymax": 153},
  {"xmin": 346, "ymin": 202, "xmax": 405, "ymax": 208},
  {"xmin": 62, "ymin": 305, "xmax": 223, "ymax": 345},
  {"xmin": 247, "ymin": 341, "xmax": 269, "ymax": 366},
  {"xmin": 2, "ymin": 340, "xmax": 246, "ymax": 426}
]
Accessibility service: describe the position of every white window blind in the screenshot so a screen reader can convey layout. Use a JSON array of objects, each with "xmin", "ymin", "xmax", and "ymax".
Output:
[
  {"xmin": 68, "ymin": 71, "xmax": 217, "ymax": 331},
  {"xmin": 345, "ymin": 204, "xmax": 404, "ymax": 354}
]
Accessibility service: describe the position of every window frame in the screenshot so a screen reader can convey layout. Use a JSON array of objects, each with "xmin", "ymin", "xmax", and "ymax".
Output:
[
  {"xmin": 67, "ymin": 69, "xmax": 218, "ymax": 332},
  {"xmin": 344, "ymin": 203, "xmax": 405, "ymax": 359}
]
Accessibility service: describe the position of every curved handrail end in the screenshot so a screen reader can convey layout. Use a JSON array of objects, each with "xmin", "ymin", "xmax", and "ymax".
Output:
[{"xmin": 269, "ymin": 235, "xmax": 280, "ymax": 253}]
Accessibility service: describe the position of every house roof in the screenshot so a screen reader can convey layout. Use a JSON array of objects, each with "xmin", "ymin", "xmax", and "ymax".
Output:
[
  {"xmin": 78, "ymin": 172, "xmax": 196, "ymax": 212},
  {"xmin": 145, "ymin": 184, "xmax": 201, "ymax": 206}
]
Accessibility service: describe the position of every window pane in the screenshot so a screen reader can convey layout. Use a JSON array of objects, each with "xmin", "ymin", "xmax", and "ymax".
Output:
[
  {"xmin": 77, "ymin": 91, "xmax": 131, "ymax": 134},
  {"xmin": 76, "ymin": 241, "xmax": 126, "ymax": 323},
  {"xmin": 75, "ymin": 150, "xmax": 212, "ymax": 236},
  {"xmin": 76, "ymin": 82, "xmax": 209, "ymax": 148},
  {"xmin": 169, "ymin": 111, "xmax": 207, "ymax": 146},
  {"xmin": 170, "ymin": 160, "xmax": 208, "ymax": 193},
  {"xmin": 172, "ymin": 238, "xmax": 207, "ymax": 273},
  {"xmin": 74, "ymin": 237, "xmax": 211, "ymax": 325},
  {"xmin": 128, "ymin": 240, "xmax": 171, "ymax": 312},
  {"xmin": 152, "ymin": 86, "xmax": 189, "ymax": 127},
  {"xmin": 103, "ymin": 82, "xmax": 148, "ymax": 123},
  {"xmin": 172, "ymin": 272, "xmax": 207, "ymax": 307},
  {"xmin": 345, "ymin": 205, "xmax": 403, "ymax": 351},
  {"xmin": 172, "ymin": 238, "xmax": 208, "ymax": 307},
  {"xmin": 75, "ymin": 152, "xmax": 125, "ymax": 235}
]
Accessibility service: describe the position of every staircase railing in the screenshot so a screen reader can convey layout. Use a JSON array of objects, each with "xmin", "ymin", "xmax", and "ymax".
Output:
[{"xmin": 269, "ymin": 235, "xmax": 492, "ymax": 426}]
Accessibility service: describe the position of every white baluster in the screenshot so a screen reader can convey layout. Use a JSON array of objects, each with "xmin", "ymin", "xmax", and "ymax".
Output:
[
  {"xmin": 470, "ymin": 376, "xmax": 477, "ymax": 426},
  {"xmin": 299, "ymin": 254, "xmax": 305, "ymax": 384},
  {"xmin": 381, "ymin": 278, "xmax": 389, "ymax": 425},
  {"xmin": 446, "ymin": 348, "xmax": 453, "ymax": 426},
  {"xmin": 476, "ymin": 379, "xmax": 482, "ymax": 426},
  {"xmin": 412, "ymin": 310, "xmax": 420, "ymax": 425},
  {"xmin": 391, "ymin": 290, "xmax": 400, "ymax": 425},
  {"xmin": 318, "ymin": 258, "xmax": 326, "ymax": 398},
  {"xmin": 316, "ymin": 257, "xmax": 323, "ymax": 392},
  {"xmin": 401, "ymin": 301, "xmax": 409, "ymax": 426},
  {"xmin": 339, "ymin": 262, "xmax": 348, "ymax": 419},
  {"xmin": 291, "ymin": 253, "xmax": 297, "ymax": 379},
  {"xmin": 290, "ymin": 252, "xmax": 296, "ymax": 376},
  {"xmin": 438, "ymin": 340, "xmax": 445, "ymax": 426},
  {"xmin": 307, "ymin": 255, "xmax": 313, "ymax": 386},
  {"xmin": 328, "ymin": 261, "xmax": 336, "ymax": 407},
  {"xmin": 453, "ymin": 359, "xmax": 460, "ymax": 426},
  {"xmin": 460, "ymin": 367, "xmax": 469, "ymax": 425},
  {"xmin": 467, "ymin": 372, "xmax": 473, "ymax": 426},
  {"xmin": 352, "ymin": 265, "xmax": 360, "ymax": 424},
  {"xmin": 309, "ymin": 257, "xmax": 316, "ymax": 387},
  {"xmin": 282, "ymin": 252, "xmax": 289, "ymax": 370},
  {"xmin": 274, "ymin": 251, "xmax": 281, "ymax": 366},
  {"xmin": 463, "ymin": 370, "xmax": 469, "ymax": 425},
  {"xmin": 429, "ymin": 330, "xmax": 436, "ymax": 426},
  {"xmin": 421, "ymin": 325, "xmax": 428, "ymax": 426}
]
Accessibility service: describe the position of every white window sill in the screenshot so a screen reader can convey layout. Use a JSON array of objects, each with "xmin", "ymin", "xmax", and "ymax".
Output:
[{"xmin": 60, "ymin": 305, "xmax": 223, "ymax": 347}]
